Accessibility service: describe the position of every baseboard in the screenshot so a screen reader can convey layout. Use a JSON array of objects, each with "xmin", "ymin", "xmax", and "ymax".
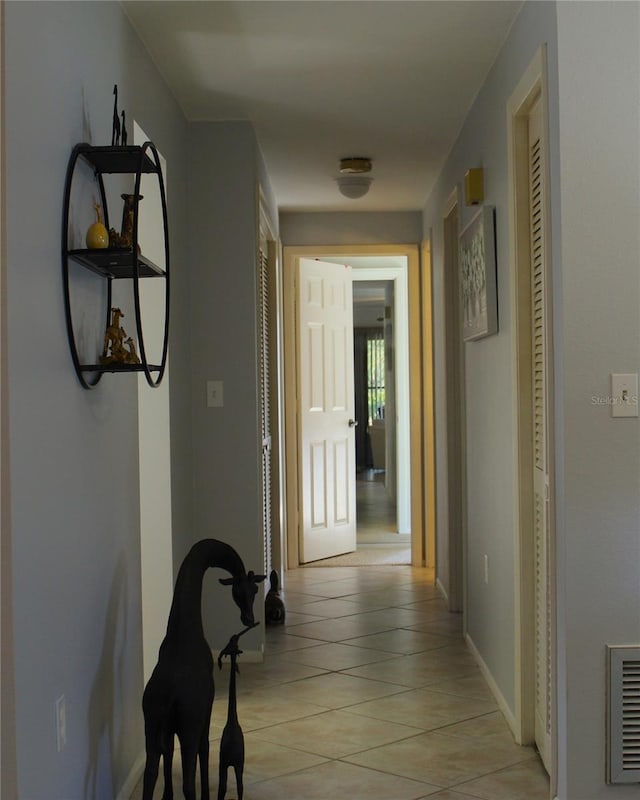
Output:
[
  {"xmin": 436, "ymin": 577, "xmax": 449, "ymax": 605},
  {"xmin": 116, "ymin": 752, "xmax": 145, "ymax": 800},
  {"xmin": 465, "ymin": 632, "xmax": 518, "ymax": 737}
]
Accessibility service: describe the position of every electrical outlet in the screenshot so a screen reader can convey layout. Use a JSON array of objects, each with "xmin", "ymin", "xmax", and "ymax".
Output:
[
  {"xmin": 206, "ymin": 380, "xmax": 224, "ymax": 408},
  {"xmin": 56, "ymin": 695, "xmax": 66, "ymax": 752}
]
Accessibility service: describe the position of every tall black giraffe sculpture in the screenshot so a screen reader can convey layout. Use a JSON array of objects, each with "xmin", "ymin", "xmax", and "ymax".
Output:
[{"xmin": 141, "ymin": 539, "xmax": 265, "ymax": 800}]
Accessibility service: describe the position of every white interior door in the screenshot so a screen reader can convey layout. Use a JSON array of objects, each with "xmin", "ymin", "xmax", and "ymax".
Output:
[
  {"xmin": 298, "ymin": 257, "xmax": 356, "ymax": 562},
  {"xmin": 529, "ymin": 96, "xmax": 553, "ymax": 773}
]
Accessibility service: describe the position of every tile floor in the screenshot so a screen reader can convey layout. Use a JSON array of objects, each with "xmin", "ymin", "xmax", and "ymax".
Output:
[{"xmin": 132, "ymin": 563, "xmax": 550, "ymax": 799}]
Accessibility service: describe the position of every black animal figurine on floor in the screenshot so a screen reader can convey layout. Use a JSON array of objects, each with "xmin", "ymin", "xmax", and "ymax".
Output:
[
  {"xmin": 141, "ymin": 539, "xmax": 265, "ymax": 800},
  {"xmin": 264, "ymin": 569, "xmax": 285, "ymax": 625},
  {"xmin": 111, "ymin": 84, "xmax": 121, "ymax": 146},
  {"xmin": 216, "ymin": 624, "xmax": 255, "ymax": 800}
]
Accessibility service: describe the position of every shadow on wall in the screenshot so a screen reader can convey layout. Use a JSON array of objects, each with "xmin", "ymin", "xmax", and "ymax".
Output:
[{"xmin": 84, "ymin": 554, "xmax": 129, "ymax": 799}]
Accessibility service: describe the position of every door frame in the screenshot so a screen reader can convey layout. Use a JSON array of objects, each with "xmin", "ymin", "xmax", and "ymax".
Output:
[
  {"xmin": 508, "ymin": 44, "xmax": 557, "ymax": 792},
  {"xmin": 0, "ymin": 0, "xmax": 18, "ymax": 793},
  {"xmin": 421, "ymin": 237, "xmax": 436, "ymax": 569},
  {"xmin": 133, "ymin": 123, "xmax": 174, "ymax": 685},
  {"xmin": 442, "ymin": 190, "xmax": 465, "ymax": 614},
  {"xmin": 283, "ymin": 244, "xmax": 425, "ymax": 568}
]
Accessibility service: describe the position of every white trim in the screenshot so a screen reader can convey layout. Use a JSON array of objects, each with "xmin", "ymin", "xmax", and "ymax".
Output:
[
  {"xmin": 421, "ymin": 238, "xmax": 436, "ymax": 569},
  {"xmin": 0, "ymin": 0, "xmax": 17, "ymax": 795},
  {"xmin": 435, "ymin": 576, "xmax": 449, "ymax": 606},
  {"xmin": 465, "ymin": 633, "xmax": 518, "ymax": 737},
  {"xmin": 441, "ymin": 192, "xmax": 465, "ymax": 614},
  {"xmin": 115, "ymin": 753, "xmax": 146, "ymax": 800},
  {"xmin": 507, "ymin": 44, "xmax": 557, "ymax": 792},
  {"xmin": 443, "ymin": 186, "xmax": 459, "ymax": 218}
]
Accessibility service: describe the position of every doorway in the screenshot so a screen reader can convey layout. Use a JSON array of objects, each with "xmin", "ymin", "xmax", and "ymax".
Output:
[
  {"xmin": 283, "ymin": 245, "xmax": 425, "ymax": 569},
  {"xmin": 353, "ymin": 280, "xmax": 398, "ymax": 551}
]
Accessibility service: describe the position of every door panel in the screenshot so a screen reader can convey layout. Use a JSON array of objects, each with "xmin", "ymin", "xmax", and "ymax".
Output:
[{"xmin": 298, "ymin": 258, "xmax": 356, "ymax": 562}]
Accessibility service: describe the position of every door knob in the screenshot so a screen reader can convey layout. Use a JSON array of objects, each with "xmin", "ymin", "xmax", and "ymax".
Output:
[{"xmin": 348, "ymin": 419, "xmax": 358, "ymax": 427}]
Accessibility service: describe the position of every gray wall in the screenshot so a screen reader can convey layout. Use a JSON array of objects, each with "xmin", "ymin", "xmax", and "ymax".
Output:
[
  {"xmin": 186, "ymin": 121, "xmax": 267, "ymax": 654},
  {"xmin": 280, "ymin": 210, "xmax": 422, "ymax": 245},
  {"xmin": 423, "ymin": 0, "xmax": 560, "ymax": 712},
  {"xmin": 425, "ymin": 2, "xmax": 640, "ymax": 798},
  {"xmin": 4, "ymin": 2, "xmax": 188, "ymax": 797},
  {"xmin": 555, "ymin": 3, "xmax": 640, "ymax": 797}
]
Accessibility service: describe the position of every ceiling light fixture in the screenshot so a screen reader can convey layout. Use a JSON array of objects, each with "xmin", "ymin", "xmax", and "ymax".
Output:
[
  {"xmin": 337, "ymin": 176, "xmax": 372, "ymax": 199},
  {"xmin": 337, "ymin": 156, "xmax": 373, "ymax": 199},
  {"xmin": 340, "ymin": 157, "xmax": 372, "ymax": 174}
]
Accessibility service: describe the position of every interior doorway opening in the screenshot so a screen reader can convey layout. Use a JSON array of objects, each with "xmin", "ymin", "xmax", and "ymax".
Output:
[
  {"xmin": 352, "ymin": 278, "xmax": 409, "ymax": 565},
  {"xmin": 283, "ymin": 245, "xmax": 423, "ymax": 570}
]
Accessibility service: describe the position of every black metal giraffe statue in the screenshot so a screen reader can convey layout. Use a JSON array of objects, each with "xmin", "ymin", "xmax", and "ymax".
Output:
[
  {"xmin": 141, "ymin": 539, "xmax": 265, "ymax": 800},
  {"xmin": 216, "ymin": 624, "xmax": 256, "ymax": 800}
]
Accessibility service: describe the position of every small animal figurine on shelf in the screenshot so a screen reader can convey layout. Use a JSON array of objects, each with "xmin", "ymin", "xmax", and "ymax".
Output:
[
  {"xmin": 123, "ymin": 337, "xmax": 140, "ymax": 365},
  {"xmin": 109, "ymin": 193, "xmax": 143, "ymax": 250},
  {"xmin": 217, "ymin": 624, "xmax": 257, "ymax": 800},
  {"xmin": 100, "ymin": 307, "xmax": 128, "ymax": 365},
  {"xmin": 111, "ymin": 84, "xmax": 121, "ymax": 146},
  {"xmin": 111, "ymin": 84, "xmax": 128, "ymax": 146},
  {"xmin": 264, "ymin": 569, "xmax": 285, "ymax": 625}
]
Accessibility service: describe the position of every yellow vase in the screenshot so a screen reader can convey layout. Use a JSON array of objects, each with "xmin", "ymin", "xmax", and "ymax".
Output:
[{"xmin": 86, "ymin": 203, "xmax": 109, "ymax": 249}]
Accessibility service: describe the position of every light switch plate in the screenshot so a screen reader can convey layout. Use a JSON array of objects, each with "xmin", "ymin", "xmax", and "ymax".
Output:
[
  {"xmin": 206, "ymin": 380, "xmax": 224, "ymax": 408},
  {"xmin": 610, "ymin": 373, "xmax": 638, "ymax": 418}
]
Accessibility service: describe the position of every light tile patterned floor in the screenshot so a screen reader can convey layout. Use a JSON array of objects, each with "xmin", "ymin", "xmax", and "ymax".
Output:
[{"xmin": 131, "ymin": 564, "xmax": 550, "ymax": 799}]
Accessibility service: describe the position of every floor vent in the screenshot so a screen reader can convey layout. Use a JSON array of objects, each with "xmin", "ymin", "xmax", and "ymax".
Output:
[{"xmin": 607, "ymin": 645, "xmax": 640, "ymax": 784}]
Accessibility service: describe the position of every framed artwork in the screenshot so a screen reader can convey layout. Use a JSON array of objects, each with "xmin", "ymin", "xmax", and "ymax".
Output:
[{"xmin": 459, "ymin": 205, "xmax": 498, "ymax": 341}]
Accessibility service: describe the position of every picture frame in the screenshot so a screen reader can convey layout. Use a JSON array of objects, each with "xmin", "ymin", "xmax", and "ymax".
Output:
[{"xmin": 459, "ymin": 205, "xmax": 498, "ymax": 341}]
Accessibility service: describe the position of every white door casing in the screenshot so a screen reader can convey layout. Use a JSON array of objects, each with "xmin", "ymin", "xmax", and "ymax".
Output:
[
  {"xmin": 298, "ymin": 258, "xmax": 356, "ymax": 562},
  {"xmin": 508, "ymin": 46, "xmax": 556, "ymax": 791},
  {"xmin": 529, "ymin": 94, "xmax": 553, "ymax": 774},
  {"xmin": 133, "ymin": 123, "xmax": 173, "ymax": 684}
]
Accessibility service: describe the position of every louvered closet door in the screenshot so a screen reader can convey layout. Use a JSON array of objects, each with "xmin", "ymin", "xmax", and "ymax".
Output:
[
  {"xmin": 529, "ymin": 96, "xmax": 552, "ymax": 773},
  {"xmin": 258, "ymin": 248, "xmax": 272, "ymax": 578}
]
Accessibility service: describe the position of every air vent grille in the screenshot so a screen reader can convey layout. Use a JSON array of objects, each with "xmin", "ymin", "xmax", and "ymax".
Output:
[{"xmin": 607, "ymin": 646, "xmax": 640, "ymax": 783}]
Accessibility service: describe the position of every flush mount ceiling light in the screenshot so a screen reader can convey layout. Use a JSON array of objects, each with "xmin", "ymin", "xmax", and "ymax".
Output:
[
  {"xmin": 337, "ymin": 156, "xmax": 373, "ymax": 199},
  {"xmin": 337, "ymin": 176, "xmax": 372, "ymax": 199}
]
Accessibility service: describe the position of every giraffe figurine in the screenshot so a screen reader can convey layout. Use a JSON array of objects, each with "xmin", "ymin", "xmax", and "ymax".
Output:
[
  {"xmin": 217, "ymin": 624, "xmax": 257, "ymax": 800},
  {"xmin": 141, "ymin": 540, "xmax": 265, "ymax": 800},
  {"xmin": 111, "ymin": 84, "xmax": 120, "ymax": 146}
]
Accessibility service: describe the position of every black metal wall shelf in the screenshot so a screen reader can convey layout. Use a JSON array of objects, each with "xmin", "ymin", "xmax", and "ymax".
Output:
[
  {"xmin": 62, "ymin": 141, "xmax": 170, "ymax": 389},
  {"xmin": 67, "ymin": 248, "xmax": 165, "ymax": 279},
  {"xmin": 74, "ymin": 144, "xmax": 158, "ymax": 175},
  {"xmin": 80, "ymin": 363, "xmax": 163, "ymax": 375}
]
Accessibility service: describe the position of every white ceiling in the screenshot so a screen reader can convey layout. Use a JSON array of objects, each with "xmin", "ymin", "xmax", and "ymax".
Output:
[{"xmin": 123, "ymin": 1, "xmax": 522, "ymax": 212}]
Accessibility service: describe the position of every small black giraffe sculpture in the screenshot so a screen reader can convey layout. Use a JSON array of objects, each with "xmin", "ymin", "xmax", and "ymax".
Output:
[
  {"xmin": 216, "ymin": 624, "xmax": 256, "ymax": 800},
  {"xmin": 111, "ymin": 84, "xmax": 121, "ymax": 146},
  {"xmin": 141, "ymin": 539, "xmax": 265, "ymax": 800},
  {"xmin": 121, "ymin": 109, "xmax": 128, "ymax": 146}
]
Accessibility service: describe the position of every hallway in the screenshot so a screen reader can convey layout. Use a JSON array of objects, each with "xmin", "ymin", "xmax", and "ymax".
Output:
[{"xmin": 132, "ymin": 564, "xmax": 549, "ymax": 799}]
